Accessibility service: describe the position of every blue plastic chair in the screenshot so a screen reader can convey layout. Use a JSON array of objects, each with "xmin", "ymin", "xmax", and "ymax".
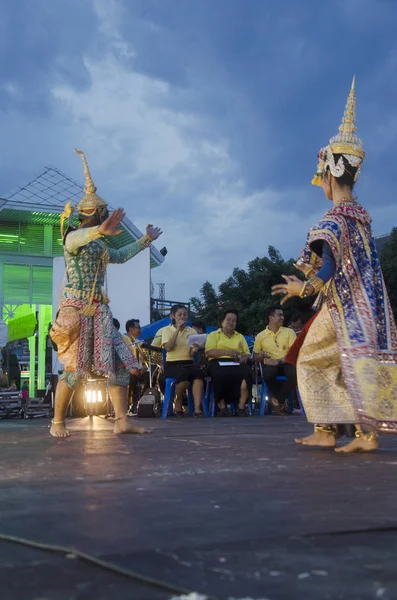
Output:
[
  {"xmin": 296, "ymin": 387, "xmax": 305, "ymax": 416},
  {"xmin": 161, "ymin": 377, "xmax": 177, "ymax": 419},
  {"xmin": 206, "ymin": 378, "xmax": 253, "ymax": 417},
  {"xmin": 161, "ymin": 377, "xmax": 210, "ymax": 419}
]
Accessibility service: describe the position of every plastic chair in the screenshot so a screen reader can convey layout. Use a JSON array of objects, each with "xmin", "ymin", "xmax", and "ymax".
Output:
[
  {"xmin": 296, "ymin": 387, "xmax": 305, "ymax": 416},
  {"xmin": 206, "ymin": 378, "xmax": 253, "ymax": 417},
  {"xmin": 161, "ymin": 378, "xmax": 210, "ymax": 419},
  {"xmin": 161, "ymin": 378, "xmax": 177, "ymax": 418}
]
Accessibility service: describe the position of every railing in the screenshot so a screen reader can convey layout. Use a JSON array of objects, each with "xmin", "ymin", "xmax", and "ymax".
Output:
[{"xmin": 151, "ymin": 299, "xmax": 190, "ymax": 322}]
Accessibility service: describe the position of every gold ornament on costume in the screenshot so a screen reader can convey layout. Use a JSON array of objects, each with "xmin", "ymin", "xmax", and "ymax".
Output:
[
  {"xmin": 74, "ymin": 148, "xmax": 107, "ymax": 217},
  {"xmin": 60, "ymin": 200, "xmax": 74, "ymax": 239},
  {"xmin": 312, "ymin": 76, "xmax": 365, "ymax": 186}
]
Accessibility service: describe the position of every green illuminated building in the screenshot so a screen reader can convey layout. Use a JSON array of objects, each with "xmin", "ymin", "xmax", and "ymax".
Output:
[{"xmin": 0, "ymin": 166, "xmax": 164, "ymax": 396}]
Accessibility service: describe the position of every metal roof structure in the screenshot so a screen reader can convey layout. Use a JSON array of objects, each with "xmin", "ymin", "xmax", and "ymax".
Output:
[{"xmin": 0, "ymin": 166, "xmax": 164, "ymax": 268}]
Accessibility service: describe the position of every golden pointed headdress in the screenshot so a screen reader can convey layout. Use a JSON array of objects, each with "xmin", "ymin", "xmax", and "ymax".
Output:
[
  {"xmin": 74, "ymin": 148, "xmax": 107, "ymax": 216},
  {"xmin": 312, "ymin": 76, "xmax": 365, "ymax": 186}
]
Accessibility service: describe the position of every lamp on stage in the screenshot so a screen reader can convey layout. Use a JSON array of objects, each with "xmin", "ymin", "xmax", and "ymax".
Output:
[{"xmin": 83, "ymin": 378, "xmax": 106, "ymax": 417}]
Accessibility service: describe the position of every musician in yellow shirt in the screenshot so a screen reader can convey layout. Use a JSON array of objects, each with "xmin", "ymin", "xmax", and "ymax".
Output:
[{"xmin": 162, "ymin": 305, "xmax": 204, "ymax": 417}]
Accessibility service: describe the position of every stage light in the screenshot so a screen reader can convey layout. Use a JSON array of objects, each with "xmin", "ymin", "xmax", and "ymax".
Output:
[{"xmin": 83, "ymin": 379, "xmax": 106, "ymax": 417}]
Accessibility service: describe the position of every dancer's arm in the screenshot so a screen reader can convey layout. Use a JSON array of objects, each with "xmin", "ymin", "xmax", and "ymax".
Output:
[
  {"xmin": 65, "ymin": 208, "xmax": 125, "ymax": 254},
  {"xmin": 108, "ymin": 224, "xmax": 162, "ymax": 264},
  {"xmin": 272, "ymin": 242, "xmax": 336, "ymax": 303},
  {"xmin": 298, "ymin": 242, "xmax": 336, "ymax": 297},
  {"xmin": 107, "ymin": 235, "xmax": 152, "ymax": 264},
  {"xmin": 314, "ymin": 242, "xmax": 336, "ymax": 284},
  {"xmin": 64, "ymin": 227, "xmax": 104, "ymax": 254}
]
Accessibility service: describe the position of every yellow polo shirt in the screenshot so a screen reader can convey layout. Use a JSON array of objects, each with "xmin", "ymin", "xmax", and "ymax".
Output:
[
  {"xmin": 161, "ymin": 324, "xmax": 196, "ymax": 362},
  {"xmin": 253, "ymin": 327, "xmax": 296, "ymax": 361},
  {"xmin": 205, "ymin": 329, "xmax": 249, "ymax": 360},
  {"xmin": 152, "ymin": 326, "xmax": 167, "ymax": 348}
]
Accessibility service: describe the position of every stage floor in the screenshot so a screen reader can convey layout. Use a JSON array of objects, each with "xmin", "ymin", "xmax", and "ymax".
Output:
[{"xmin": 1, "ymin": 415, "xmax": 397, "ymax": 600}]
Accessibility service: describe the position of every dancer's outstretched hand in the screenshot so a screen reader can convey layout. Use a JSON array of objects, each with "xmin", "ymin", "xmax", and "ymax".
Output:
[
  {"xmin": 99, "ymin": 208, "xmax": 126, "ymax": 236},
  {"xmin": 272, "ymin": 275, "xmax": 305, "ymax": 306},
  {"xmin": 293, "ymin": 262, "xmax": 313, "ymax": 277},
  {"xmin": 146, "ymin": 224, "xmax": 162, "ymax": 241}
]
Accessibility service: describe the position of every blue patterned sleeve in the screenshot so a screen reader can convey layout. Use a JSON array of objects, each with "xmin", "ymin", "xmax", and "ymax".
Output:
[
  {"xmin": 316, "ymin": 242, "xmax": 336, "ymax": 283},
  {"xmin": 107, "ymin": 235, "xmax": 151, "ymax": 264},
  {"xmin": 308, "ymin": 218, "xmax": 342, "ymax": 262}
]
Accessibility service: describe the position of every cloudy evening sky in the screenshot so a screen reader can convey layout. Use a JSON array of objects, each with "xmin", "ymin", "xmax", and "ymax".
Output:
[{"xmin": 1, "ymin": 0, "xmax": 397, "ymax": 303}]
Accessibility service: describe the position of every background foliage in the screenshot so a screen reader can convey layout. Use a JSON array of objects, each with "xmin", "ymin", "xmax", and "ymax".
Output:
[{"xmin": 189, "ymin": 235, "xmax": 397, "ymax": 335}]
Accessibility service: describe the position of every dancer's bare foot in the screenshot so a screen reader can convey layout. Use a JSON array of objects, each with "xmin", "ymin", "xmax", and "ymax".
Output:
[
  {"xmin": 50, "ymin": 421, "xmax": 71, "ymax": 438},
  {"xmin": 335, "ymin": 433, "xmax": 378, "ymax": 453},
  {"xmin": 295, "ymin": 431, "xmax": 336, "ymax": 447},
  {"xmin": 113, "ymin": 416, "xmax": 151, "ymax": 435}
]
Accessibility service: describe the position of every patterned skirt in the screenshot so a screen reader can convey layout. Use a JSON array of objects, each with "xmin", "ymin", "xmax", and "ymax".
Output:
[
  {"xmin": 297, "ymin": 305, "xmax": 356, "ymax": 424},
  {"xmin": 50, "ymin": 298, "xmax": 137, "ymax": 388}
]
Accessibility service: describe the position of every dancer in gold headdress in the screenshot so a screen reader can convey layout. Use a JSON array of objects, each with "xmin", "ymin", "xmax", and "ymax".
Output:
[
  {"xmin": 272, "ymin": 78, "xmax": 397, "ymax": 452},
  {"xmin": 50, "ymin": 149, "xmax": 162, "ymax": 438}
]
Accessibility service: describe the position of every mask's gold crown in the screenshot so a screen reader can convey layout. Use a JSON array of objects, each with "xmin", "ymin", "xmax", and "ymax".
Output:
[
  {"xmin": 312, "ymin": 76, "xmax": 365, "ymax": 186},
  {"xmin": 329, "ymin": 76, "xmax": 365, "ymax": 160},
  {"xmin": 74, "ymin": 148, "xmax": 107, "ymax": 216}
]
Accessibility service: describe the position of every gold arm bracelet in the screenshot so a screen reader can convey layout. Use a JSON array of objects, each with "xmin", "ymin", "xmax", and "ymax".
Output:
[
  {"xmin": 307, "ymin": 276, "xmax": 325, "ymax": 294},
  {"xmin": 138, "ymin": 235, "xmax": 152, "ymax": 250},
  {"xmin": 299, "ymin": 281, "xmax": 308, "ymax": 298}
]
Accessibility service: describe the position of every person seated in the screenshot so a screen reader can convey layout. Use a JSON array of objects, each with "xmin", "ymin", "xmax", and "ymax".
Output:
[
  {"xmin": 205, "ymin": 309, "xmax": 252, "ymax": 416},
  {"xmin": 191, "ymin": 320, "xmax": 206, "ymax": 335},
  {"xmin": 289, "ymin": 312, "xmax": 305, "ymax": 334},
  {"xmin": 161, "ymin": 305, "xmax": 205, "ymax": 417},
  {"xmin": 254, "ymin": 306, "xmax": 297, "ymax": 415},
  {"xmin": 124, "ymin": 319, "xmax": 150, "ymax": 412},
  {"xmin": 190, "ymin": 320, "xmax": 207, "ymax": 367},
  {"xmin": 8, "ymin": 379, "xmax": 17, "ymax": 391},
  {"xmin": 152, "ymin": 326, "xmax": 167, "ymax": 349}
]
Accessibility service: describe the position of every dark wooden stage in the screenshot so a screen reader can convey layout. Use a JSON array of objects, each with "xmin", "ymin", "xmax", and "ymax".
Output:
[{"xmin": 1, "ymin": 416, "xmax": 397, "ymax": 600}]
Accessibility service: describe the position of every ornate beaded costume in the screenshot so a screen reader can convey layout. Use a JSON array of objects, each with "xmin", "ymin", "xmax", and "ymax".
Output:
[
  {"xmin": 50, "ymin": 150, "xmax": 151, "ymax": 389},
  {"xmin": 293, "ymin": 80, "xmax": 397, "ymax": 432}
]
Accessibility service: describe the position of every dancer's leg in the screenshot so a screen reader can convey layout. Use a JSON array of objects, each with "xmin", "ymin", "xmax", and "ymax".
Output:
[
  {"xmin": 109, "ymin": 384, "xmax": 149, "ymax": 434},
  {"xmin": 335, "ymin": 425, "xmax": 378, "ymax": 453},
  {"xmin": 295, "ymin": 424, "xmax": 336, "ymax": 448},
  {"xmin": 50, "ymin": 379, "xmax": 74, "ymax": 438}
]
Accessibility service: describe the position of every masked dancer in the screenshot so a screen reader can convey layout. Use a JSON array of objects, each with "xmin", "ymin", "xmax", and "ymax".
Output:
[
  {"xmin": 50, "ymin": 149, "xmax": 162, "ymax": 438},
  {"xmin": 272, "ymin": 78, "xmax": 397, "ymax": 452}
]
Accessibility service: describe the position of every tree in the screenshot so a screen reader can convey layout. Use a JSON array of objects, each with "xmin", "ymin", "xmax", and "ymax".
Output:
[
  {"xmin": 190, "ymin": 246, "xmax": 313, "ymax": 335},
  {"xmin": 380, "ymin": 228, "xmax": 397, "ymax": 321},
  {"xmin": 190, "ymin": 281, "xmax": 221, "ymax": 327}
]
